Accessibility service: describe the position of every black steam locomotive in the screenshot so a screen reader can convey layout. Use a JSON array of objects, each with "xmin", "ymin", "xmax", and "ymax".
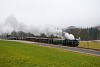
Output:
[{"xmin": 25, "ymin": 37, "xmax": 79, "ymax": 47}]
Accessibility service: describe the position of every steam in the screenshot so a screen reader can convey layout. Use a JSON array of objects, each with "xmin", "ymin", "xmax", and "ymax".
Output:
[
  {"xmin": 63, "ymin": 32, "xmax": 75, "ymax": 40},
  {"xmin": 28, "ymin": 24, "xmax": 62, "ymax": 37},
  {"xmin": 0, "ymin": 15, "xmax": 62, "ymax": 37},
  {"xmin": 0, "ymin": 15, "xmax": 76, "ymax": 40}
]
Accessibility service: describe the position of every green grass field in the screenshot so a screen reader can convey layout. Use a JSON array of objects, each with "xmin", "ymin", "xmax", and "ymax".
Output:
[
  {"xmin": 0, "ymin": 40, "xmax": 100, "ymax": 67},
  {"xmin": 79, "ymin": 41, "xmax": 100, "ymax": 50}
]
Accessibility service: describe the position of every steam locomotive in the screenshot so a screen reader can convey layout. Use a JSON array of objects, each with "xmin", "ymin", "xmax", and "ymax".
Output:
[{"xmin": 25, "ymin": 37, "xmax": 79, "ymax": 47}]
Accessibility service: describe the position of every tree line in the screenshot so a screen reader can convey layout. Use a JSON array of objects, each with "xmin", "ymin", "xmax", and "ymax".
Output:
[
  {"xmin": 0, "ymin": 26, "xmax": 100, "ymax": 41},
  {"xmin": 64, "ymin": 26, "xmax": 100, "ymax": 40},
  {"xmin": 0, "ymin": 31, "xmax": 59, "ymax": 39}
]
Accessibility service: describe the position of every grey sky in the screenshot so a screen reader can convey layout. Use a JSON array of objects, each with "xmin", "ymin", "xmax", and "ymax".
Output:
[{"xmin": 0, "ymin": 0, "xmax": 100, "ymax": 27}]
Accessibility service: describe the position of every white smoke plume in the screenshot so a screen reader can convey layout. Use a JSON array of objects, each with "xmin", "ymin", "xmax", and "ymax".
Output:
[
  {"xmin": 29, "ymin": 24, "xmax": 62, "ymax": 37},
  {"xmin": 0, "ymin": 15, "xmax": 62, "ymax": 37},
  {"xmin": 63, "ymin": 32, "xmax": 75, "ymax": 40}
]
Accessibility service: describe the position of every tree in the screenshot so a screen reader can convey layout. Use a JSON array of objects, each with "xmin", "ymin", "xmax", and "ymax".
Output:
[
  {"xmin": 65, "ymin": 26, "xmax": 82, "ymax": 38},
  {"xmin": 6, "ymin": 34, "xmax": 10, "ymax": 38},
  {"xmin": 10, "ymin": 31, "xmax": 18, "ymax": 37},
  {"xmin": 26, "ymin": 32, "xmax": 35, "ymax": 37},
  {"xmin": 89, "ymin": 27, "xmax": 99, "ymax": 40},
  {"xmin": 40, "ymin": 33, "xmax": 47, "ymax": 38},
  {"xmin": 49, "ymin": 34, "xmax": 54, "ymax": 38},
  {"xmin": 17, "ymin": 31, "xmax": 26, "ymax": 39}
]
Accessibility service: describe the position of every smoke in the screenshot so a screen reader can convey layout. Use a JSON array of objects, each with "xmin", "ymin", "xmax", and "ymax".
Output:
[
  {"xmin": 0, "ymin": 21, "xmax": 13, "ymax": 35},
  {"xmin": 63, "ymin": 32, "xmax": 75, "ymax": 40},
  {"xmin": 29, "ymin": 24, "xmax": 62, "ymax": 37},
  {"xmin": 0, "ymin": 15, "xmax": 76, "ymax": 39},
  {"xmin": 5, "ymin": 15, "xmax": 19, "ymax": 31},
  {"xmin": 0, "ymin": 15, "xmax": 62, "ymax": 37}
]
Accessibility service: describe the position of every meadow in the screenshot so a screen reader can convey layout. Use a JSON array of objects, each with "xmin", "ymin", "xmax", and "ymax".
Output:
[
  {"xmin": 79, "ymin": 41, "xmax": 100, "ymax": 50},
  {"xmin": 0, "ymin": 40, "xmax": 100, "ymax": 67}
]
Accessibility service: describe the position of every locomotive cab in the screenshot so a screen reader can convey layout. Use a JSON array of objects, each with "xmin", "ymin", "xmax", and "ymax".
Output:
[{"xmin": 63, "ymin": 39, "xmax": 79, "ymax": 47}]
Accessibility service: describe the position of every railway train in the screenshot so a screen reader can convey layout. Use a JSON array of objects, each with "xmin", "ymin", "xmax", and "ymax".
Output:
[{"xmin": 25, "ymin": 37, "xmax": 79, "ymax": 47}]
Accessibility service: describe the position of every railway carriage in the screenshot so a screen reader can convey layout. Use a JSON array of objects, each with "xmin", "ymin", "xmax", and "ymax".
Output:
[{"xmin": 25, "ymin": 37, "xmax": 79, "ymax": 47}]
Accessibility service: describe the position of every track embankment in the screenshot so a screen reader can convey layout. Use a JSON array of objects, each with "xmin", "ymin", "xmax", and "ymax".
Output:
[{"xmin": 5, "ymin": 40, "xmax": 100, "ymax": 56}]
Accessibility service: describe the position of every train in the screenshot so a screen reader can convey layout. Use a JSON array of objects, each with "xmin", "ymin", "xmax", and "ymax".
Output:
[{"xmin": 25, "ymin": 37, "xmax": 79, "ymax": 47}]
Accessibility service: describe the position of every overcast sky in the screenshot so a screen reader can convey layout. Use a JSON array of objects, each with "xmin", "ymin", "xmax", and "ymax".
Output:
[{"xmin": 0, "ymin": 0, "xmax": 100, "ymax": 27}]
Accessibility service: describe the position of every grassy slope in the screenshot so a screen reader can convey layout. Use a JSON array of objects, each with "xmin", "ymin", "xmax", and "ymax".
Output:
[
  {"xmin": 79, "ymin": 41, "xmax": 100, "ymax": 50},
  {"xmin": 0, "ymin": 40, "xmax": 100, "ymax": 67}
]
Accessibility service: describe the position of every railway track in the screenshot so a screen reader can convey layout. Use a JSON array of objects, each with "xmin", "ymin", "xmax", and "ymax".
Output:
[{"xmin": 4, "ymin": 40, "xmax": 100, "ymax": 56}]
